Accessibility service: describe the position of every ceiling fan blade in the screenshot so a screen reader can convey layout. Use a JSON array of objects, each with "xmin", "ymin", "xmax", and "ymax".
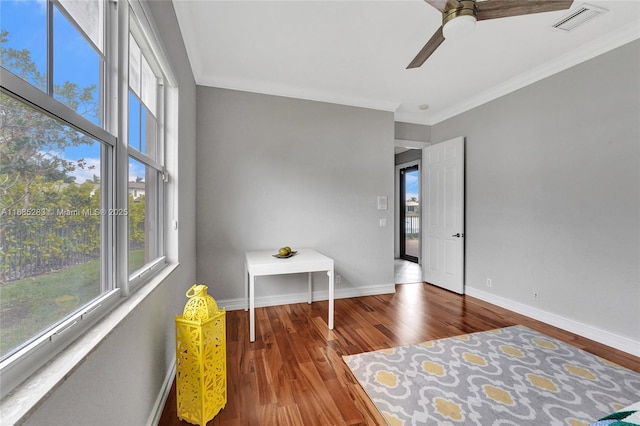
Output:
[
  {"xmin": 424, "ymin": 0, "xmax": 459, "ymax": 12},
  {"xmin": 476, "ymin": 0, "xmax": 574, "ymax": 21},
  {"xmin": 407, "ymin": 26, "xmax": 445, "ymax": 69}
]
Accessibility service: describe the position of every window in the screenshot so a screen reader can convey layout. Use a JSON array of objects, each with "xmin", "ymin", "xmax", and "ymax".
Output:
[
  {"xmin": 0, "ymin": 0, "xmax": 171, "ymax": 398},
  {"xmin": 127, "ymin": 28, "xmax": 164, "ymax": 278},
  {"xmin": 1, "ymin": 0, "xmax": 105, "ymax": 125},
  {"xmin": 128, "ymin": 156, "xmax": 161, "ymax": 276},
  {"xmin": 0, "ymin": 93, "xmax": 107, "ymax": 359},
  {"xmin": 0, "ymin": 1, "xmax": 47, "ymax": 92},
  {"xmin": 128, "ymin": 33, "xmax": 158, "ymax": 159}
]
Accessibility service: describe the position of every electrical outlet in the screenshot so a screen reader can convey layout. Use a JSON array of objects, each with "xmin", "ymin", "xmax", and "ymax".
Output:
[
  {"xmin": 486, "ymin": 278, "xmax": 492, "ymax": 287},
  {"xmin": 335, "ymin": 274, "xmax": 341, "ymax": 284}
]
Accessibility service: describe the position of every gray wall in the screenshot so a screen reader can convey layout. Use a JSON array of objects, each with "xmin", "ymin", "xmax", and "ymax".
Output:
[
  {"xmin": 24, "ymin": 2, "xmax": 198, "ymax": 425},
  {"xmin": 196, "ymin": 88, "xmax": 395, "ymax": 304},
  {"xmin": 395, "ymin": 121, "xmax": 431, "ymax": 142},
  {"xmin": 395, "ymin": 149, "xmax": 422, "ymax": 165},
  {"xmin": 394, "ymin": 121, "xmax": 429, "ymax": 165},
  {"xmin": 432, "ymin": 40, "xmax": 640, "ymax": 342}
]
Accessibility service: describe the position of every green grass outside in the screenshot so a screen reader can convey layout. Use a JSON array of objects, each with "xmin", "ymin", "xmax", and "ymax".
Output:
[
  {"xmin": 128, "ymin": 248, "xmax": 146, "ymax": 275},
  {"xmin": 0, "ymin": 249, "xmax": 145, "ymax": 358}
]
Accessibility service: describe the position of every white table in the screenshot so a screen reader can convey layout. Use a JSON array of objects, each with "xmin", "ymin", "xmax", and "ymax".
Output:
[{"xmin": 244, "ymin": 248, "xmax": 334, "ymax": 342}]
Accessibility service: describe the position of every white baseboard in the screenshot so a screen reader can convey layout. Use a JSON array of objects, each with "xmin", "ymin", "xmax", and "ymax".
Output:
[
  {"xmin": 466, "ymin": 287, "xmax": 640, "ymax": 357},
  {"xmin": 148, "ymin": 357, "xmax": 176, "ymax": 426},
  {"xmin": 335, "ymin": 283, "xmax": 397, "ymax": 299},
  {"xmin": 216, "ymin": 283, "xmax": 396, "ymax": 311}
]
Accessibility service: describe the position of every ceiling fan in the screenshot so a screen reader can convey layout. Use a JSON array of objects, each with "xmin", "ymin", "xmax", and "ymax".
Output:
[{"xmin": 407, "ymin": 0, "xmax": 574, "ymax": 69}]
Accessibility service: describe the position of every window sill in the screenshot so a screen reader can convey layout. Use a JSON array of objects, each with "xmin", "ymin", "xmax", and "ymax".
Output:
[{"xmin": 0, "ymin": 263, "xmax": 179, "ymax": 425}]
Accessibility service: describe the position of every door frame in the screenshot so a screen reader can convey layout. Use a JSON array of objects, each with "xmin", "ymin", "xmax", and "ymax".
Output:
[
  {"xmin": 399, "ymin": 164, "xmax": 420, "ymax": 263},
  {"xmin": 394, "ymin": 159, "xmax": 421, "ymax": 260}
]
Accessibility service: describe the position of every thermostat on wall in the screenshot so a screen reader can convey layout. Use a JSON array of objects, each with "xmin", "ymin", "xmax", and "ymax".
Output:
[{"xmin": 377, "ymin": 196, "xmax": 388, "ymax": 210}]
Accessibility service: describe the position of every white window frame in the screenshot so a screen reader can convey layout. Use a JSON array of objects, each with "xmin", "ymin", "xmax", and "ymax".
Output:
[
  {"xmin": 0, "ymin": 72, "xmax": 121, "ymax": 399},
  {"xmin": 125, "ymin": 7, "xmax": 167, "ymax": 290},
  {"xmin": 0, "ymin": 0, "xmax": 176, "ymax": 402},
  {"xmin": 49, "ymin": 0, "xmax": 107, "ymax": 126}
]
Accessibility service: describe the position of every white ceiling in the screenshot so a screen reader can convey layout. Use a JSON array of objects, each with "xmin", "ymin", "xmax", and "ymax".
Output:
[{"xmin": 172, "ymin": 0, "xmax": 640, "ymax": 126}]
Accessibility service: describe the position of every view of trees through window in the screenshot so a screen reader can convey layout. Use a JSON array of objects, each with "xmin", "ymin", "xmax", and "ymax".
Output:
[
  {"xmin": 0, "ymin": 91, "xmax": 104, "ymax": 358},
  {"xmin": 0, "ymin": 1, "xmax": 151, "ymax": 360}
]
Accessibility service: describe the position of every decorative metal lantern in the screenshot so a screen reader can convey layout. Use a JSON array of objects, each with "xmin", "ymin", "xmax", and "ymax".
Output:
[{"xmin": 175, "ymin": 284, "xmax": 226, "ymax": 425}]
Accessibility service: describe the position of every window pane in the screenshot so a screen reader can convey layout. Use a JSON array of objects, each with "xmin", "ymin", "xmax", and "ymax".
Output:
[
  {"xmin": 129, "ymin": 33, "xmax": 158, "ymax": 160},
  {"xmin": 141, "ymin": 55, "xmax": 157, "ymax": 115},
  {"xmin": 129, "ymin": 91, "xmax": 157, "ymax": 160},
  {"xmin": 128, "ymin": 157, "xmax": 159, "ymax": 276},
  {"xmin": 141, "ymin": 107, "xmax": 146, "ymax": 154},
  {"xmin": 0, "ymin": 92, "xmax": 103, "ymax": 360},
  {"xmin": 0, "ymin": 0, "xmax": 47, "ymax": 92},
  {"xmin": 129, "ymin": 90, "xmax": 141, "ymax": 151},
  {"xmin": 58, "ymin": 0, "xmax": 104, "ymax": 53},
  {"xmin": 129, "ymin": 34, "xmax": 141, "ymax": 97},
  {"xmin": 143, "ymin": 104, "xmax": 157, "ymax": 158},
  {"xmin": 53, "ymin": 5, "xmax": 102, "ymax": 126}
]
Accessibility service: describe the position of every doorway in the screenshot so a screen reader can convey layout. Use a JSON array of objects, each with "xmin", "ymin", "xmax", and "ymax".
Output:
[{"xmin": 399, "ymin": 164, "xmax": 420, "ymax": 263}]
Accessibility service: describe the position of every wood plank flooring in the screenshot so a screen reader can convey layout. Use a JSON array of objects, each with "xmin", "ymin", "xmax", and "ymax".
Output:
[{"xmin": 158, "ymin": 283, "xmax": 640, "ymax": 426}]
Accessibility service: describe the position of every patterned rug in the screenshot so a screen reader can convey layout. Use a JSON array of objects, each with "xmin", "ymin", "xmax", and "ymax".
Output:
[{"xmin": 343, "ymin": 325, "xmax": 640, "ymax": 425}]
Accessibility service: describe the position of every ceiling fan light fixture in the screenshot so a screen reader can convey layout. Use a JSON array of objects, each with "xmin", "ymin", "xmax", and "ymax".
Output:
[{"xmin": 442, "ymin": 14, "xmax": 477, "ymax": 39}]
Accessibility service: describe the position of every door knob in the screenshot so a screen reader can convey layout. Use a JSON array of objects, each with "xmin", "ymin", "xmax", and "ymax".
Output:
[{"xmin": 451, "ymin": 233, "xmax": 463, "ymax": 238}]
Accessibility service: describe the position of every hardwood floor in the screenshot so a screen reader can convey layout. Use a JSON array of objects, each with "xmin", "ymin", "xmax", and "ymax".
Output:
[{"xmin": 159, "ymin": 283, "xmax": 640, "ymax": 426}]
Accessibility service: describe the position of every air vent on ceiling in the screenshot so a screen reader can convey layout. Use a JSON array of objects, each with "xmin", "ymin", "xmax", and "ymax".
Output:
[{"xmin": 551, "ymin": 3, "xmax": 608, "ymax": 32}]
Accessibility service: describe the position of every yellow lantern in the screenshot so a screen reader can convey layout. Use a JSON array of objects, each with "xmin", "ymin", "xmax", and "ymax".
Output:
[{"xmin": 175, "ymin": 284, "xmax": 226, "ymax": 425}]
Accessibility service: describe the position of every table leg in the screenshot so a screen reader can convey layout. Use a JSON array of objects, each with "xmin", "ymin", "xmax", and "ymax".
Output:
[
  {"xmin": 249, "ymin": 274, "xmax": 256, "ymax": 342},
  {"xmin": 244, "ymin": 261, "xmax": 248, "ymax": 311},
  {"xmin": 308, "ymin": 272, "xmax": 312, "ymax": 304},
  {"xmin": 327, "ymin": 269, "xmax": 334, "ymax": 330}
]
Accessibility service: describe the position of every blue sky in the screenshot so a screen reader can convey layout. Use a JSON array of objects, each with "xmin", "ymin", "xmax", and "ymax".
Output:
[
  {"xmin": 1, "ymin": 1, "xmax": 99, "ymax": 106},
  {"xmin": 405, "ymin": 169, "xmax": 419, "ymax": 201},
  {"xmin": 1, "ymin": 0, "xmax": 145, "ymax": 183}
]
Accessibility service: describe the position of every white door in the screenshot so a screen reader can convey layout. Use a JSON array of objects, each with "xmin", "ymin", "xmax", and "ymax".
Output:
[{"xmin": 422, "ymin": 137, "xmax": 465, "ymax": 294}]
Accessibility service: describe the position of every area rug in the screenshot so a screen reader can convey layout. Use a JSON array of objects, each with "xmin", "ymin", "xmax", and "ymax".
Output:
[{"xmin": 343, "ymin": 325, "xmax": 640, "ymax": 425}]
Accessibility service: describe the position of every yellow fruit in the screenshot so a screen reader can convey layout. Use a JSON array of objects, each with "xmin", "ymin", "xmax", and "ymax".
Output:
[
  {"xmin": 278, "ymin": 248, "xmax": 289, "ymax": 256},
  {"xmin": 283, "ymin": 246, "xmax": 292, "ymax": 254}
]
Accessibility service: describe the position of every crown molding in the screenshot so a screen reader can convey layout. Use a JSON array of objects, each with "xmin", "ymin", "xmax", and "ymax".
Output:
[
  {"xmin": 425, "ymin": 22, "xmax": 640, "ymax": 125},
  {"xmin": 197, "ymin": 75, "xmax": 401, "ymax": 113},
  {"xmin": 394, "ymin": 139, "xmax": 430, "ymax": 149},
  {"xmin": 175, "ymin": 0, "xmax": 639, "ymax": 126},
  {"xmin": 172, "ymin": 1, "xmax": 202, "ymax": 86},
  {"xmin": 205, "ymin": 23, "xmax": 639, "ymax": 126}
]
